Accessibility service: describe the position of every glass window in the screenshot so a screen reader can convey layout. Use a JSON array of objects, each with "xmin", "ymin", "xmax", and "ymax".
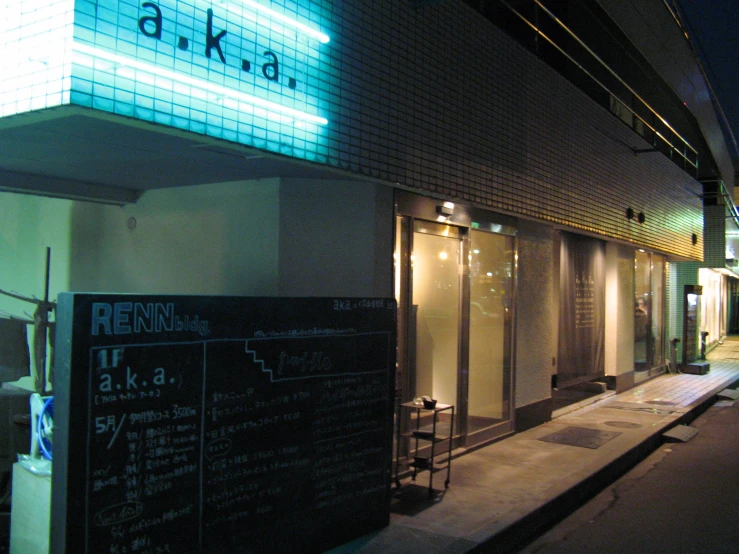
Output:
[
  {"xmin": 650, "ymin": 254, "xmax": 665, "ymax": 365},
  {"xmin": 635, "ymin": 250, "xmax": 665, "ymax": 370},
  {"xmin": 467, "ymin": 230, "xmax": 514, "ymax": 434},
  {"xmin": 634, "ymin": 250, "xmax": 650, "ymax": 369},
  {"xmin": 411, "ymin": 226, "xmax": 461, "ymax": 408}
]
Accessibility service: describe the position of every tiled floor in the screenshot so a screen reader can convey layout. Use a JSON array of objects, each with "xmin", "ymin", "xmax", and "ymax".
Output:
[
  {"xmin": 331, "ymin": 339, "xmax": 739, "ymax": 554},
  {"xmin": 617, "ymin": 341, "xmax": 739, "ymax": 408}
]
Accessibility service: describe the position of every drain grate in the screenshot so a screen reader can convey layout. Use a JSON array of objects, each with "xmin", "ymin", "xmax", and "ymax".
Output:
[{"xmin": 538, "ymin": 426, "xmax": 622, "ymax": 449}]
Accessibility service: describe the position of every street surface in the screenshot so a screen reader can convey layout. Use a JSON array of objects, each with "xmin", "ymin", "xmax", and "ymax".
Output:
[{"xmin": 517, "ymin": 394, "xmax": 739, "ymax": 554}]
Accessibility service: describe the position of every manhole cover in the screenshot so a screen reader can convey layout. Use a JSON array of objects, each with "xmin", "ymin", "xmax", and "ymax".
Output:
[
  {"xmin": 538, "ymin": 426, "xmax": 622, "ymax": 449},
  {"xmin": 604, "ymin": 421, "xmax": 642, "ymax": 429}
]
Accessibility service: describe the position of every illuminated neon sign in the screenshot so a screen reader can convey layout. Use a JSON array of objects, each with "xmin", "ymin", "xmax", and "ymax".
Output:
[
  {"xmin": 123, "ymin": 1, "xmax": 330, "ymax": 125},
  {"xmin": 1, "ymin": 0, "xmax": 331, "ymax": 147},
  {"xmin": 204, "ymin": 0, "xmax": 329, "ymax": 44}
]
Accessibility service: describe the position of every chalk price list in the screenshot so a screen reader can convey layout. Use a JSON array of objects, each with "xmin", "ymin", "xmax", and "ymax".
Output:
[
  {"xmin": 88, "ymin": 344, "xmax": 203, "ymax": 554},
  {"xmin": 84, "ymin": 333, "xmax": 392, "ymax": 553}
]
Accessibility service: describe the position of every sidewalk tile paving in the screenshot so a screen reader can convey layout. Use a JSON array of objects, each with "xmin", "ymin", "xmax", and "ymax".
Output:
[{"xmin": 329, "ymin": 338, "xmax": 739, "ymax": 554}]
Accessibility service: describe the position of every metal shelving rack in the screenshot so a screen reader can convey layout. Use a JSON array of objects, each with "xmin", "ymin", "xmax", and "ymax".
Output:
[{"xmin": 395, "ymin": 401, "xmax": 454, "ymax": 497}]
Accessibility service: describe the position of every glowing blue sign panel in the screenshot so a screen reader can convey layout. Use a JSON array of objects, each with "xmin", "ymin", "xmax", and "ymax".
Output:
[
  {"xmin": 0, "ymin": 0, "xmax": 75, "ymax": 116},
  {"xmin": 1, "ymin": 1, "xmax": 331, "ymax": 161}
]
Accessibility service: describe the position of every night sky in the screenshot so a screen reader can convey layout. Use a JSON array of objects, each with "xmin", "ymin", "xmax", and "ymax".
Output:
[{"xmin": 675, "ymin": 0, "xmax": 739, "ymax": 162}]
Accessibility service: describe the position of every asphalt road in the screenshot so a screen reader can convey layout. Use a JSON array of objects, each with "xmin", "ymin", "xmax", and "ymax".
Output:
[{"xmin": 517, "ymin": 394, "xmax": 739, "ymax": 554}]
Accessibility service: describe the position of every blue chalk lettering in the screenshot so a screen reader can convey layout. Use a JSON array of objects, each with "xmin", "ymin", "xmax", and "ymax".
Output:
[
  {"xmin": 91, "ymin": 303, "xmax": 112, "ymax": 335},
  {"xmin": 155, "ymin": 303, "xmax": 174, "ymax": 332},
  {"xmin": 133, "ymin": 303, "xmax": 153, "ymax": 333},
  {"xmin": 113, "ymin": 302, "xmax": 133, "ymax": 334}
]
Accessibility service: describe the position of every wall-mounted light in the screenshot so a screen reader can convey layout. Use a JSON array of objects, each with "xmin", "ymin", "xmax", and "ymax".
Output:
[
  {"xmin": 626, "ymin": 208, "xmax": 645, "ymax": 224},
  {"xmin": 436, "ymin": 201, "xmax": 455, "ymax": 217}
]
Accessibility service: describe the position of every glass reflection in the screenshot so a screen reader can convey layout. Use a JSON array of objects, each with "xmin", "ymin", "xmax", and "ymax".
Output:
[
  {"xmin": 634, "ymin": 250, "xmax": 650, "ymax": 369},
  {"xmin": 468, "ymin": 230, "xmax": 513, "ymax": 432},
  {"xmin": 412, "ymin": 231, "xmax": 460, "ymax": 412}
]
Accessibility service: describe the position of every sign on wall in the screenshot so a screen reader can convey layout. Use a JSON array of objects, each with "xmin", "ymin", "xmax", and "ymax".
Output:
[
  {"xmin": 1, "ymin": 1, "xmax": 331, "ymax": 160},
  {"xmin": 52, "ymin": 294, "xmax": 396, "ymax": 554}
]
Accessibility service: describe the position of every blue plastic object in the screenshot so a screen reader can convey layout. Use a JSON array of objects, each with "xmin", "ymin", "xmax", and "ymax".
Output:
[{"xmin": 37, "ymin": 396, "xmax": 53, "ymax": 461}]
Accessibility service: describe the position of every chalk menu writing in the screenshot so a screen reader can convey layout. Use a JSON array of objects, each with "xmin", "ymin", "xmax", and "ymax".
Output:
[{"xmin": 51, "ymin": 295, "xmax": 396, "ymax": 554}]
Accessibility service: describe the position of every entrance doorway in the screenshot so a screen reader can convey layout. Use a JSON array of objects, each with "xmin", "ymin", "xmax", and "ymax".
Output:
[
  {"xmin": 634, "ymin": 250, "xmax": 666, "ymax": 377},
  {"xmin": 394, "ymin": 193, "xmax": 515, "ymax": 448},
  {"xmin": 552, "ymin": 232, "xmax": 606, "ymax": 411},
  {"xmin": 410, "ymin": 221, "xmax": 461, "ymax": 434}
]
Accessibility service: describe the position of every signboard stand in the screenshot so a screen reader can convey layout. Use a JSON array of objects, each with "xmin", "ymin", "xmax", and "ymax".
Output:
[
  {"xmin": 681, "ymin": 286, "xmax": 710, "ymax": 375},
  {"xmin": 51, "ymin": 295, "xmax": 396, "ymax": 554}
]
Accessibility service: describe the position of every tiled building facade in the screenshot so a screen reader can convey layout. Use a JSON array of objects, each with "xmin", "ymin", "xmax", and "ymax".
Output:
[{"xmin": 1, "ymin": 0, "xmax": 736, "ymax": 528}]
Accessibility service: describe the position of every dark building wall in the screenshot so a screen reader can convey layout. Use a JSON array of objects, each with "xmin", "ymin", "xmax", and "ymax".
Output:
[{"xmin": 596, "ymin": 0, "xmax": 735, "ymax": 190}]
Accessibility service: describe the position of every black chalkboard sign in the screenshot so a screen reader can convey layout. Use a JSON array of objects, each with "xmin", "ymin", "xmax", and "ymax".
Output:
[{"xmin": 51, "ymin": 295, "xmax": 396, "ymax": 554}]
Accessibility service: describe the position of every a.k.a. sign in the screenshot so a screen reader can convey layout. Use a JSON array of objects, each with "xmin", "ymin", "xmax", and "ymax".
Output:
[{"xmin": 72, "ymin": 0, "xmax": 329, "ymax": 143}]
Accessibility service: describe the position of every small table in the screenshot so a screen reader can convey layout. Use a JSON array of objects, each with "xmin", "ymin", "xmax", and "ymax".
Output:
[{"xmin": 395, "ymin": 401, "xmax": 454, "ymax": 496}]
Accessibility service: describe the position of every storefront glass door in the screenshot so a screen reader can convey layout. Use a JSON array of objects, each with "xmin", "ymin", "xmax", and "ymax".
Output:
[
  {"xmin": 394, "ymin": 197, "xmax": 516, "ymax": 449},
  {"xmin": 650, "ymin": 254, "xmax": 665, "ymax": 365},
  {"xmin": 634, "ymin": 251, "xmax": 666, "ymax": 372},
  {"xmin": 410, "ymin": 221, "xmax": 461, "ymax": 434},
  {"xmin": 467, "ymin": 230, "xmax": 513, "ymax": 436},
  {"xmin": 634, "ymin": 250, "xmax": 650, "ymax": 370}
]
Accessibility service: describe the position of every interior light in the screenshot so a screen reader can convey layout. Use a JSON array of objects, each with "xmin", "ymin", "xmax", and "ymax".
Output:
[
  {"xmin": 71, "ymin": 42, "xmax": 328, "ymax": 125},
  {"xmin": 227, "ymin": 0, "xmax": 330, "ymax": 43},
  {"xmin": 486, "ymin": 272, "xmax": 493, "ymax": 277},
  {"xmin": 439, "ymin": 252, "xmax": 448, "ymax": 260},
  {"xmin": 473, "ymin": 249, "xmax": 480, "ymax": 254}
]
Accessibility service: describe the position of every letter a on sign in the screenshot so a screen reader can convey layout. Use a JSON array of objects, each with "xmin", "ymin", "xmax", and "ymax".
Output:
[
  {"xmin": 262, "ymin": 51, "xmax": 279, "ymax": 81},
  {"xmin": 139, "ymin": 2, "xmax": 163, "ymax": 40}
]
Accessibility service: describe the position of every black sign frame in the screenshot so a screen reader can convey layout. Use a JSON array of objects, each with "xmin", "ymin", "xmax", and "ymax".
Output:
[{"xmin": 51, "ymin": 294, "xmax": 396, "ymax": 554}]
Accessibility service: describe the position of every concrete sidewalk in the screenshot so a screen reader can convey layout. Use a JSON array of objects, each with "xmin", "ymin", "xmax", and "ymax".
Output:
[{"xmin": 330, "ymin": 339, "xmax": 739, "ymax": 554}]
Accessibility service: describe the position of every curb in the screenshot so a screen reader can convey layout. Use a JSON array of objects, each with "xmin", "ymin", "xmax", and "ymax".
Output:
[{"xmin": 468, "ymin": 384, "xmax": 733, "ymax": 553}]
